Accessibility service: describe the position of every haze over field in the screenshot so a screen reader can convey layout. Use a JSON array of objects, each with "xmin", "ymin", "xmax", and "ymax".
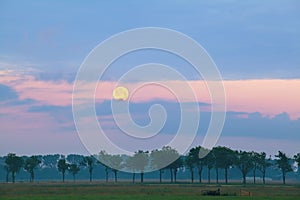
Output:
[{"xmin": 0, "ymin": 0, "xmax": 300, "ymax": 156}]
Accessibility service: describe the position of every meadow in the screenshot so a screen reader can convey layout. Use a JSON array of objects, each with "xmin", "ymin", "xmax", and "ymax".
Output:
[{"xmin": 1, "ymin": 182, "xmax": 300, "ymax": 200}]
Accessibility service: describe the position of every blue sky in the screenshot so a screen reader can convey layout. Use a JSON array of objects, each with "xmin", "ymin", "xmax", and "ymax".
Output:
[
  {"xmin": 0, "ymin": 0, "xmax": 300, "ymax": 156},
  {"xmin": 1, "ymin": 0, "xmax": 300, "ymax": 79}
]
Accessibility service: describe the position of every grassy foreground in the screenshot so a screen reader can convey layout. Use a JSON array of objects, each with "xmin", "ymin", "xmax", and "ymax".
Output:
[{"xmin": 0, "ymin": 182, "xmax": 300, "ymax": 200}]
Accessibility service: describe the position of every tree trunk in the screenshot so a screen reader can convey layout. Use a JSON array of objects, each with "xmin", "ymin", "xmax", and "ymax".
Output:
[
  {"xmin": 174, "ymin": 169, "xmax": 177, "ymax": 183},
  {"xmin": 12, "ymin": 172, "xmax": 15, "ymax": 183},
  {"xmin": 198, "ymin": 167, "xmax": 202, "ymax": 183},
  {"xmin": 262, "ymin": 170, "xmax": 266, "ymax": 184},
  {"xmin": 216, "ymin": 168, "xmax": 219, "ymax": 184},
  {"xmin": 253, "ymin": 169, "xmax": 256, "ymax": 184},
  {"xmin": 225, "ymin": 168, "xmax": 228, "ymax": 184},
  {"xmin": 89, "ymin": 170, "xmax": 92, "ymax": 182},
  {"xmin": 132, "ymin": 173, "xmax": 135, "ymax": 183},
  {"xmin": 141, "ymin": 172, "xmax": 144, "ymax": 183},
  {"xmin": 190, "ymin": 169, "xmax": 194, "ymax": 183},
  {"xmin": 208, "ymin": 168, "xmax": 211, "ymax": 184},
  {"xmin": 105, "ymin": 169, "xmax": 108, "ymax": 183},
  {"xmin": 73, "ymin": 174, "xmax": 75, "ymax": 182},
  {"xmin": 30, "ymin": 170, "xmax": 34, "ymax": 182},
  {"xmin": 28, "ymin": 173, "xmax": 32, "ymax": 182},
  {"xmin": 282, "ymin": 171, "xmax": 286, "ymax": 184},
  {"xmin": 242, "ymin": 173, "xmax": 246, "ymax": 184},
  {"xmin": 114, "ymin": 171, "xmax": 117, "ymax": 183},
  {"xmin": 6, "ymin": 171, "xmax": 9, "ymax": 183},
  {"xmin": 62, "ymin": 172, "xmax": 65, "ymax": 182},
  {"xmin": 159, "ymin": 169, "xmax": 162, "ymax": 183},
  {"xmin": 170, "ymin": 169, "xmax": 173, "ymax": 183}
]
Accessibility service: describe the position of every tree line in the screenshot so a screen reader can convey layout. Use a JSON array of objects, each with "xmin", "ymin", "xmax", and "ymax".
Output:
[{"xmin": 2, "ymin": 146, "xmax": 300, "ymax": 184}]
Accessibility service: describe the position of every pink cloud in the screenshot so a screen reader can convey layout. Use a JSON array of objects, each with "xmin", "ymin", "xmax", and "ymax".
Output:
[
  {"xmin": 224, "ymin": 79, "xmax": 300, "ymax": 120},
  {"xmin": 15, "ymin": 79, "xmax": 72, "ymax": 106},
  {"xmin": 1, "ymin": 68, "xmax": 299, "ymax": 119},
  {"xmin": 110, "ymin": 79, "xmax": 300, "ymax": 119}
]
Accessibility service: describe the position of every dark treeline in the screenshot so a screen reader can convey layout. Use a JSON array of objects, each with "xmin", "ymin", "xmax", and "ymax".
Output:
[{"xmin": 1, "ymin": 146, "xmax": 300, "ymax": 184}]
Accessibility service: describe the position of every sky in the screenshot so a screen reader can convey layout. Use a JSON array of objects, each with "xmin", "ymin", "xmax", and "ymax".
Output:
[{"xmin": 0, "ymin": 0, "xmax": 300, "ymax": 157}]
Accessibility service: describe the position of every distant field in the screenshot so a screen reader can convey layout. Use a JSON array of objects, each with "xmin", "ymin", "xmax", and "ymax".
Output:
[{"xmin": 1, "ymin": 182, "xmax": 300, "ymax": 200}]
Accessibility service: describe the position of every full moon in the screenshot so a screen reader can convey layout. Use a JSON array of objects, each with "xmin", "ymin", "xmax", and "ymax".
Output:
[{"xmin": 113, "ymin": 86, "xmax": 129, "ymax": 101}]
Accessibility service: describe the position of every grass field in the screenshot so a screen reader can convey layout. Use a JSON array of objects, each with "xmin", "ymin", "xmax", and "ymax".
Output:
[{"xmin": 1, "ymin": 182, "xmax": 300, "ymax": 200}]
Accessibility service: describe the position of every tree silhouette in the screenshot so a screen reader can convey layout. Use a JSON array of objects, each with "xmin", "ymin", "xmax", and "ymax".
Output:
[
  {"xmin": 203, "ymin": 151, "xmax": 215, "ymax": 184},
  {"xmin": 185, "ymin": 146, "xmax": 207, "ymax": 183},
  {"xmin": 257, "ymin": 152, "xmax": 271, "ymax": 184},
  {"xmin": 212, "ymin": 147, "xmax": 223, "ymax": 184},
  {"xmin": 66, "ymin": 154, "xmax": 84, "ymax": 166},
  {"xmin": 196, "ymin": 146, "xmax": 208, "ymax": 183},
  {"xmin": 4, "ymin": 164, "xmax": 9, "ymax": 182},
  {"xmin": 42, "ymin": 154, "xmax": 60, "ymax": 168},
  {"xmin": 251, "ymin": 151, "xmax": 260, "ymax": 184},
  {"xmin": 82, "ymin": 156, "xmax": 94, "ymax": 182},
  {"xmin": 150, "ymin": 146, "xmax": 180, "ymax": 183},
  {"xmin": 98, "ymin": 151, "xmax": 111, "ymax": 183},
  {"xmin": 275, "ymin": 151, "xmax": 292, "ymax": 184},
  {"xmin": 68, "ymin": 163, "xmax": 80, "ymax": 182},
  {"xmin": 150, "ymin": 149, "xmax": 165, "ymax": 183},
  {"xmin": 157, "ymin": 147, "xmax": 181, "ymax": 183},
  {"xmin": 24, "ymin": 155, "xmax": 41, "ymax": 182},
  {"xmin": 132, "ymin": 150, "xmax": 148, "ymax": 183},
  {"xmin": 186, "ymin": 149, "xmax": 196, "ymax": 183},
  {"xmin": 57, "ymin": 158, "xmax": 69, "ymax": 182},
  {"xmin": 211, "ymin": 146, "xmax": 235, "ymax": 184},
  {"xmin": 126, "ymin": 155, "xmax": 137, "ymax": 183},
  {"xmin": 169, "ymin": 157, "xmax": 183, "ymax": 183},
  {"xmin": 5, "ymin": 153, "xmax": 24, "ymax": 183},
  {"xmin": 234, "ymin": 151, "xmax": 253, "ymax": 184},
  {"xmin": 109, "ymin": 154, "xmax": 123, "ymax": 183},
  {"xmin": 1, "ymin": 147, "xmax": 298, "ymax": 184}
]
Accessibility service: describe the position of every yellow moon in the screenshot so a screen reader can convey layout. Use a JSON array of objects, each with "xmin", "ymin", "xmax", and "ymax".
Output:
[{"xmin": 113, "ymin": 86, "xmax": 129, "ymax": 101}]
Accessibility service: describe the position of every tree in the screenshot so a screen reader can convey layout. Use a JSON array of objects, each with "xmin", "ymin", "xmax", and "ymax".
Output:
[
  {"xmin": 109, "ymin": 154, "xmax": 123, "ymax": 183},
  {"xmin": 0, "ymin": 157, "xmax": 8, "ymax": 182},
  {"xmin": 212, "ymin": 147, "xmax": 223, "ymax": 184},
  {"xmin": 68, "ymin": 163, "xmax": 80, "ymax": 182},
  {"xmin": 185, "ymin": 146, "xmax": 208, "ymax": 183},
  {"xmin": 257, "ymin": 152, "xmax": 271, "ymax": 184},
  {"xmin": 251, "ymin": 151, "xmax": 260, "ymax": 184},
  {"xmin": 150, "ymin": 149, "xmax": 165, "ymax": 183},
  {"xmin": 150, "ymin": 146, "xmax": 180, "ymax": 183},
  {"xmin": 221, "ymin": 147, "xmax": 235, "ymax": 184},
  {"xmin": 211, "ymin": 146, "xmax": 235, "ymax": 184},
  {"xmin": 24, "ymin": 156, "xmax": 41, "ymax": 182},
  {"xmin": 234, "ymin": 151, "xmax": 253, "ymax": 184},
  {"xmin": 66, "ymin": 154, "xmax": 84, "ymax": 164},
  {"xmin": 57, "ymin": 158, "xmax": 69, "ymax": 182},
  {"xmin": 203, "ymin": 150, "xmax": 215, "ymax": 184},
  {"xmin": 5, "ymin": 153, "xmax": 24, "ymax": 183},
  {"xmin": 98, "ymin": 151, "xmax": 111, "ymax": 183},
  {"xmin": 4, "ymin": 164, "xmax": 9, "ymax": 182},
  {"xmin": 157, "ymin": 147, "xmax": 181, "ymax": 183},
  {"xmin": 195, "ymin": 146, "xmax": 208, "ymax": 183},
  {"xmin": 42, "ymin": 154, "xmax": 60, "ymax": 168},
  {"xmin": 171, "ymin": 157, "xmax": 183, "ymax": 183},
  {"xmin": 132, "ymin": 150, "xmax": 149, "ymax": 183},
  {"xmin": 126, "ymin": 155, "xmax": 137, "ymax": 183},
  {"xmin": 81, "ymin": 156, "xmax": 94, "ymax": 182},
  {"xmin": 275, "ymin": 151, "xmax": 292, "ymax": 184},
  {"xmin": 185, "ymin": 150, "xmax": 196, "ymax": 183}
]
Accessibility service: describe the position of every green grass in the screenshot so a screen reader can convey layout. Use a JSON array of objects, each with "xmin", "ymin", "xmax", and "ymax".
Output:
[
  {"xmin": 1, "ymin": 182, "xmax": 299, "ymax": 200},
  {"xmin": 2, "ymin": 195, "xmax": 299, "ymax": 200}
]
